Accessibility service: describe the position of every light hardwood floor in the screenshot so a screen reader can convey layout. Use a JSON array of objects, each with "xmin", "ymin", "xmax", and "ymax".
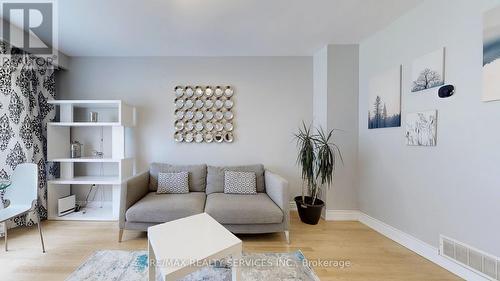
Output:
[{"xmin": 0, "ymin": 212, "xmax": 461, "ymax": 281}]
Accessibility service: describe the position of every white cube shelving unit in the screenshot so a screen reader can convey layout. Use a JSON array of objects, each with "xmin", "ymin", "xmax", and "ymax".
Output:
[{"xmin": 47, "ymin": 100, "xmax": 135, "ymax": 221}]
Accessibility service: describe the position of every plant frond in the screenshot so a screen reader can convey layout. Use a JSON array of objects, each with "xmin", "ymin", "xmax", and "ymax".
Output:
[{"xmin": 293, "ymin": 122, "xmax": 343, "ymax": 197}]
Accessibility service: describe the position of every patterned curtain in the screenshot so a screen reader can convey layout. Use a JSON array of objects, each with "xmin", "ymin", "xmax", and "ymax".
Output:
[{"xmin": 0, "ymin": 41, "xmax": 56, "ymax": 234}]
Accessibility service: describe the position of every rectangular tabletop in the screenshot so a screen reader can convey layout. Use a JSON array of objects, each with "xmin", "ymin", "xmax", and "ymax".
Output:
[{"xmin": 148, "ymin": 213, "xmax": 242, "ymax": 279}]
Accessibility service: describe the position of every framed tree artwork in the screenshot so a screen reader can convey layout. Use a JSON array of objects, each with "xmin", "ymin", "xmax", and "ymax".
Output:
[
  {"xmin": 410, "ymin": 48, "xmax": 445, "ymax": 93},
  {"xmin": 483, "ymin": 5, "xmax": 500, "ymax": 102},
  {"xmin": 368, "ymin": 65, "xmax": 402, "ymax": 129}
]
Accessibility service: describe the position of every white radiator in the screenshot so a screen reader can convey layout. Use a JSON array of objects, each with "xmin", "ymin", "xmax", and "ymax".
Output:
[{"xmin": 58, "ymin": 195, "xmax": 76, "ymax": 216}]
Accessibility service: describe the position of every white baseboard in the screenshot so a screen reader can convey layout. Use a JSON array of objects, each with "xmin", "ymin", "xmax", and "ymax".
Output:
[
  {"xmin": 324, "ymin": 210, "xmax": 360, "ymax": 221},
  {"xmin": 290, "ymin": 202, "xmax": 359, "ymax": 221},
  {"xmin": 358, "ymin": 213, "xmax": 490, "ymax": 281},
  {"xmin": 289, "ymin": 202, "xmax": 360, "ymax": 221}
]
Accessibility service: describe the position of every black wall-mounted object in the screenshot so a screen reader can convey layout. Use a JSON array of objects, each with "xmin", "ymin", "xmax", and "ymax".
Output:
[{"xmin": 438, "ymin": 85, "xmax": 455, "ymax": 98}]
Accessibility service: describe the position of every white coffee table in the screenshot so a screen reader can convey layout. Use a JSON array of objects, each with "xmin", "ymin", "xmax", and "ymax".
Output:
[{"xmin": 147, "ymin": 213, "xmax": 242, "ymax": 281}]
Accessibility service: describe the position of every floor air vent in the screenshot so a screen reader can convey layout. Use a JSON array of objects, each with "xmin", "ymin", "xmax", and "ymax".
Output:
[{"xmin": 440, "ymin": 235, "xmax": 499, "ymax": 280}]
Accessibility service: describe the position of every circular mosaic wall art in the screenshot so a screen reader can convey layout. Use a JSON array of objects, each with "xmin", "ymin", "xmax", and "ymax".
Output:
[{"xmin": 174, "ymin": 85, "xmax": 234, "ymax": 143}]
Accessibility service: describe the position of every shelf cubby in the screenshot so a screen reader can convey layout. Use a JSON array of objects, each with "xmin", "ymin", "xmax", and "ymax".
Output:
[{"xmin": 47, "ymin": 100, "xmax": 135, "ymax": 221}]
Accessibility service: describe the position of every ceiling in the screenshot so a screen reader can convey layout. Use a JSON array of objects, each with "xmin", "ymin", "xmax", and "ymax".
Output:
[{"xmin": 11, "ymin": 0, "xmax": 423, "ymax": 56}]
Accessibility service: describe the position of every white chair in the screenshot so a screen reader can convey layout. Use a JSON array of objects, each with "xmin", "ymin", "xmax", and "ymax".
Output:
[{"xmin": 0, "ymin": 163, "xmax": 45, "ymax": 252}]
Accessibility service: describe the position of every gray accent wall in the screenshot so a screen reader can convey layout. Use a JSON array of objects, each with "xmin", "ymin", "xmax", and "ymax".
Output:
[
  {"xmin": 313, "ymin": 45, "xmax": 359, "ymax": 211},
  {"xmin": 326, "ymin": 45, "xmax": 359, "ymax": 211},
  {"xmin": 358, "ymin": 0, "xmax": 500, "ymax": 256},
  {"xmin": 57, "ymin": 57, "xmax": 313, "ymax": 200}
]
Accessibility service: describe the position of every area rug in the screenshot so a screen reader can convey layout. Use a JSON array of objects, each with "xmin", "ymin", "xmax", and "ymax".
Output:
[{"xmin": 65, "ymin": 250, "xmax": 320, "ymax": 281}]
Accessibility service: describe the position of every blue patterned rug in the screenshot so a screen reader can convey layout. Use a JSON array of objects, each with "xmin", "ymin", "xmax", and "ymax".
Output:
[{"xmin": 66, "ymin": 250, "xmax": 320, "ymax": 281}]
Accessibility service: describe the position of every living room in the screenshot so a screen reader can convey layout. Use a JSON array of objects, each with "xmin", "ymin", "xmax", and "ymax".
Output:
[{"xmin": 0, "ymin": 0, "xmax": 499, "ymax": 280}]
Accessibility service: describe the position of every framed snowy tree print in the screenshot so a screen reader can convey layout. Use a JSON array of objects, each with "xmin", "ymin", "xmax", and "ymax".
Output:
[
  {"xmin": 368, "ymin": 65, "xmax": 402, "ymax": 129},
  {"xmin": 410, "ymin": 48, "xmax": 445, "ymax": 93}
]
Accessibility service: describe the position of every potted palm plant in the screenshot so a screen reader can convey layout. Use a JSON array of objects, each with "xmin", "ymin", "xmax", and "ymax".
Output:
[{"xmin": 294, "ymin": 122, "xmax": 342, "ymax": 225}]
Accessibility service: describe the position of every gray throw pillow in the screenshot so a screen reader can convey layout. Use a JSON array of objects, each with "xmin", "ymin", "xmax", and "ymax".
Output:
[
  {"xmin": 157, "ymin": 172, "xmax": 189, "ymax": 194},
  {"xmin": 206, "ymin": 164, "xmax": 265, "ymax": 194},
  {"xmin": 224, "ymin": 171, "xmax": 257, "ymax": 194},
  {"xmin": 149, "ymin": 163, "xmax": 207, "ymax": 192}
]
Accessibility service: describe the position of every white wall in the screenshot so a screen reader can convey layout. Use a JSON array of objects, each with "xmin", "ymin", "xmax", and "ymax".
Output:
[
  {"xmin": 313, "ymin": 45, "xmax": 359, "ymax": 211},
  {"xmin": 313, "ymin": 47, "xmax": 328, "ymax": 131},
  {"xmin": 326, "ymin": 45, "xmax": 359, "ymax": 211},
  {"xmin": 57, "ymin": 57, "xmax": 313, "ymax": 199},
  {"xmin": 358, "ymin": 0, "xmax": 500, "ymax": 256},
  {"xmin": 313, "ymin": 47, "xmax": 328, "ymax": 213}
]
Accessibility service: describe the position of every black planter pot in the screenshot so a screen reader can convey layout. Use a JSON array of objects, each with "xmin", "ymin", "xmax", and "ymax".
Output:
[{"xmin": 294, "ymin": 196, "xmax": 325, "ymax": 225}]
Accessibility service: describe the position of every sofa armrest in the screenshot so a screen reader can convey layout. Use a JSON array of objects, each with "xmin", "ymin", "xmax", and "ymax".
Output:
[
  {"xmin": 265, "ymin": 170, "xmax": 289, "ymax": 230},
  {"xmin": 119, "ymin": 170, "xmax": 150, "ymax": 229}
]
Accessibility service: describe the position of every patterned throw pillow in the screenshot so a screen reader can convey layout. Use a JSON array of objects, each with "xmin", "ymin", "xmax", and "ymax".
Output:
[
  {"xmin": 223, "ymin": 171, "xmax": 257, "ymax": 194},
  {"xmin": 157, "ymin": 172, "xmax": 189, "ymax": 194}
]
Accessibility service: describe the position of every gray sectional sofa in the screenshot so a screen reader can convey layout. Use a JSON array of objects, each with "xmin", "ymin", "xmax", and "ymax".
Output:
[{"xmin": 118, "ymin": 163, "xmax": 290, "ymax": 243}]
